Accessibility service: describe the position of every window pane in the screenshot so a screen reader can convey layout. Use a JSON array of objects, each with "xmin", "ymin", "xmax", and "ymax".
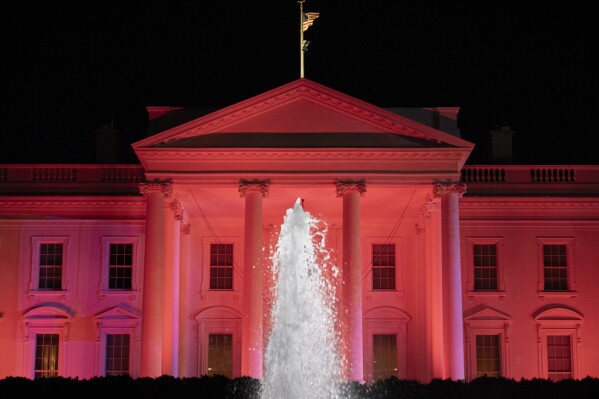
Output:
[
  {"xmin": 106, "ymin": 334, "xmax": 130, "ymax": 376},
  {"xmin": 373, "ymin": 334, "xmax": 397, "ymax": 380},
  {"xmin": 547, "ymin": 335, "xmax": 572, "ymax": 381},
  {"xmin": 208, "ymin": 333, "xmax": 233, "ymax": 378},
  {"xmin": 35, "ymin": 334, "xmax": 59, "ymax": 379},
  {"xmin": 108, "ymin": 243, "xmax": 133, "ymax": 290},
  {"xmin": 476, "ymin": 334, "xmax": 501, "ymax": 377},
  {"xmin": 39, "ymin": 244, "xmax": 63, "ymax": 290},
  {"xmin": 372, "ymin": 244, "xmax": 396, "ymax": 290},
  {"xmin": 473, "ymin": 244, "xmax": 498, "ymax": 291},
  {"xmin": 210, "ymin": 244, "xmax": 233, "ymax": 290}
]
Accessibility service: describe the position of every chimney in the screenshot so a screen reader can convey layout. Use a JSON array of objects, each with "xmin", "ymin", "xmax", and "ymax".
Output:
[
  {"xmin": 489, "ymin": 124, "xmax": 515, "ymax": 164},
  {"xmin": 95, "ymin": 118, "xmax": 120, "ymax": 163}
]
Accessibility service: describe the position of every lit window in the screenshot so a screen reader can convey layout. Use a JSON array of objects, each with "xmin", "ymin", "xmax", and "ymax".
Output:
[
  {"xmin": 106, "ymin": 334, "xmax": 130, "ymax": 376},
  {"xmin": 543, "ymin": 245, "xmax": 568, "ymax": 291},
  {"xmin": 372, "ymin": 244, "xmax": 396, "ymax": 290},
  {"xmin": 473, "ymin": 244, "xmax": 497, "ymax": 291},
  {"xmin": 547, "ymin": 335, "xmax": 572, "ymax": 381},
  {"xmin": 476, "ymin": 335, "xmax": 501, "ymax": 377},
  {"xmin": 208, "ymin": 333, "xmax": 233, "ymax": 378},
  {"xmin": 373, "ymin": 334, "xmax": 397, "ymax": 381},
  {"xmin": 38, "ymin": 243, "xmax": 63, "ymax": 290},
  {"xmin": 210, "ymin": 244, "xmax": 233, "ymax": 290},
  {"xmin": 108, "ymin": 243, "xmax": 133, "ymax": 290},
  {"xmin": 35, "ymin": 334, "xmax": 59, "ymax": 379}
]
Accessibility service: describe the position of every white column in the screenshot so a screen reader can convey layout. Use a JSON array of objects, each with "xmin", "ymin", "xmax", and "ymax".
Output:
[
  {"xmin": 139, "ymin": 182, "xmax": 172, "ymax": 378},
  {"xmin": 337, "ymin": 181, "xmax": 367, "ymax": 382},
  {"xmin": 239, "ymin": 179, "xmax": 270, "ymax": 378},
  {"xmin": 434, "ymin": 182, "xmax": 466, "ymax": 380}
]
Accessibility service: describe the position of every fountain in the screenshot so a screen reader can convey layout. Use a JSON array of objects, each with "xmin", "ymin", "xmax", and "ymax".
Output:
[{"xmin": 261, "ymin": 198, "xmax": 343, "ymax": 399}]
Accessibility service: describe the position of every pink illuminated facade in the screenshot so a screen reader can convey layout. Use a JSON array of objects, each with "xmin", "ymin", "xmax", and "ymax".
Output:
[{"xmin": 1, "ymin": 79, "xmax": 599, "ymax": 382}]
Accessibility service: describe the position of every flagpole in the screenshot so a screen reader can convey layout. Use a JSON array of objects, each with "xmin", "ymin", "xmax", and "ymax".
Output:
[{"xmin": 299, "ymin": 0, "xmax": 305, "ymax": 78}]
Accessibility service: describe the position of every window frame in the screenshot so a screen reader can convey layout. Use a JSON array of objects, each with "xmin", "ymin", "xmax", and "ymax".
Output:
[
  {"xmin": 201, "ymin": 237, "xmax": 241, "ymax": 293},
  {"xmin": 94, "ymin": 306, "xmax": 140, "ymax": 378},
  {"xmin": 536, "ymin": 238, "xmax": 576, "ymax": 297},
  {"xmin": 366, "ymin": 238, "xmax": 404, "ymax": 294},
  {"xmin": 362, "ymin": 307, "xmax": 410, "ymax": 384},
  {"xmin": 22, "ymin": 306, "xmax": 71, "ymax": 379},
  {"xmin": 100, "ymin": 237, "xmax": 141, "ymax": 297},
  {"xmin": 465, "ymin": 237, "xmax": 505, "ymax": 299},
  {"xmin": 29, "ymin": 237, "xmax": 70, "ymax": 297},
  {"xmin": 534, "ymin": 306, "xmax": 583, "ymax": 380},
  {"xmin": 195, "ymin": 307, "xmax": 242, "ymax": 378},
  {"xmin": 464, "ymin": 307, "xmax": 512, "ymax": 380}
]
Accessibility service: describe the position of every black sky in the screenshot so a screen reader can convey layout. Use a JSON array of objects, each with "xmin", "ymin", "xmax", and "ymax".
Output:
[{"xmin": 1, "ymin": 1, "xmax": 598, "ymax": 164}]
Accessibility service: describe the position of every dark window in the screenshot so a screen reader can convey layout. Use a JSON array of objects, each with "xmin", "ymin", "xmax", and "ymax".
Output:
[
  {"xmin": 473, "ymin": 244, "xmax": 498, "ymax": 291},
  {"xmin": 547, "ymin": 335, "xmax": 572, "ymax": 381},
  {"xmin": 208, "ymin": 333, "xmax": 233, "ymax": 378},
  {"xmin": 543, "ymin": 244, "xmax": 568, "ymax": 291},
  {"xmin": 210, "ymin": 244, "xmax": 234, "ymax": 290},
  {"xmin": 372, "ymin": 244, "xmax": 395, "ymax": 290},
  {"xmin": 106, "ymin": 334, "xmax": 130, "ymax": 376},
  {"xmin": 373, "ymin": 334, "xmax": 397, "ymax": 380},
  {"xmin": 39, "ymin": 243, "xmax": 63, "ymax": 290},
  {"xmin": 108, "ymin": 243, "xmax": 133, "ymax": 290}
]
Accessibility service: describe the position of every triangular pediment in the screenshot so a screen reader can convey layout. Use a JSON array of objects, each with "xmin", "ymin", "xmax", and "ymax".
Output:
[{"xmin": 133, "ymin": 79, "xmax": 472, "ymax": 150}]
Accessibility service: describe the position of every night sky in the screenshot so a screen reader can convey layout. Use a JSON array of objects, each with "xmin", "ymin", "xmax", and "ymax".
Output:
[{"xmin": 2, "ymin": 1, "xmax": 597, "ymax": 164}]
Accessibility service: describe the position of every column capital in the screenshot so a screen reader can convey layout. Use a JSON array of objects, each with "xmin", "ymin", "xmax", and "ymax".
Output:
[
  {"xmin": 335, "ymin": 180, "xmax": 367, "ymax": 197},
  {"xmin": 433, "ymin": 182, "xmax": 466, "ymax": 198},
  {"xmin": 140, "ymin": 181, "xmax": 173, "ymax": 198},
  {"xmin": 239, "ymin": 179, "xmax": 270, "ymax": 197}
]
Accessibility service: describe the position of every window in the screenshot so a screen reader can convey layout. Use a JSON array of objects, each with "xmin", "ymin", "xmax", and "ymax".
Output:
[
  {"xmin": 464, "ymin": 307, "xmax": 512, "ymax": 380},
  {"xmin": 534, "ymin": 306, "xmax": 582, "ymax": 380},
  {"xmin": 537, "ymin": 238, "xmax": 575, "ymax": 294},
  {"xmin": 543, "ymin": 245, "xmax": 568, "ymax": 291},
  {"xmin": 476, "ymin": 335, "xmax": 501, "ymax": 377},
  {"xmin": 363, "ymin": 307, "xmax": 409, "ymax": 383},
  {"xmin": 38, "ymin": 243, "xmax": 64, "ymax": 290},
  {"xmin": 466, "ymin": 238, "xmax": 504, "ymax": 296},
  {"xmin": 208, "ymin": 334, "xmax": 233, "ymax": 378},
  {"xmin": 105, "ymin": 334, "xmax": 130, "ymax": 376},
  {"xmin": 34, "ymin": 334, "xmax": 59, "ymax": 379},
  {"xmin": 372, "ymin": 244, "xmax": 395, "ymax": 290},
  {"xmin": 210, "ymin": 244, "xmax": 234, "ymax": 290},
  {"xmin": 100, "ymin": 237, "xmax": 140, "ymax": 296},
  {"xmin": 373, "ymin": 334, "xmax": 397, "ymax": 381},
  {"xmin": 108, "ymin": 243, "xmax": 133, "ymax": 290},
  {"xmin": 473, "ymin": 244, "xmax": 497, "ymax": 291},
  {"xmin": 94, "ymin": 307, "xmax": 140, "ymax": 378},
  {"xmin": 30, "ymin": 237, "xmax": 69, "ymax": 295},
  {"xmin": 22, "ymin": 305, "xmax": 70, "ymax": 379},
  {"xmin": 196, "ymin": 307, "xmax": 242, "ymax": 378},
  {"xmin": 547, "ymin": 335, "xmax": 572, "ymax": 381}
]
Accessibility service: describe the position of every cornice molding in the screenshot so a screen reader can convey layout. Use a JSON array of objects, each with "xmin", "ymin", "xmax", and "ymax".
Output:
[
  {"xmin": 0, "ymin": 200, "xmax": 145, "ymax": 209},
  {"xmin": 136, "ymin": 149, "xmax": 465, "ymax": 163},
  {"xmin": 460, "ymin": 201, "xmax": 599, "ymax": 210}
]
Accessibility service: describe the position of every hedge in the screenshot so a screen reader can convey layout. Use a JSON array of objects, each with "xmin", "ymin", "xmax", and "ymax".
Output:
[{"xmin": 1, "ymin": 375, "xmax": 599, "ymax": 399}]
